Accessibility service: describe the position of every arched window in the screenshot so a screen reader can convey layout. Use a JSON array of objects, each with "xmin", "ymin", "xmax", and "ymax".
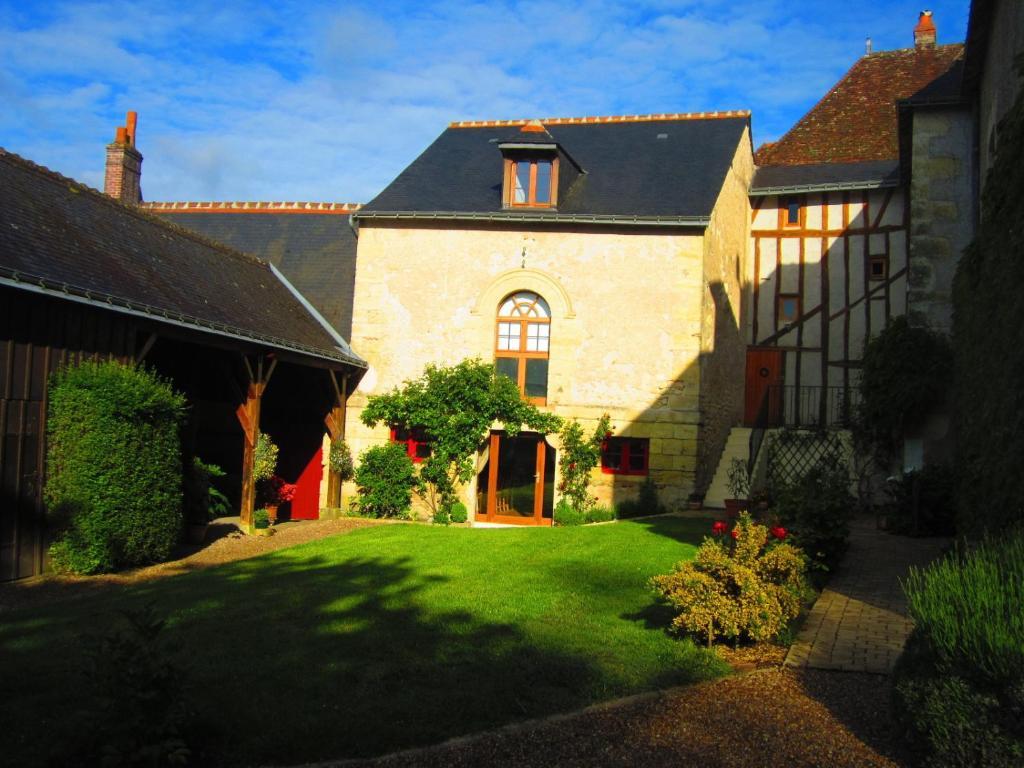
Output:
[{"xmin": 495, "ymin": 291, "xmax": 550, "ymax": 404}]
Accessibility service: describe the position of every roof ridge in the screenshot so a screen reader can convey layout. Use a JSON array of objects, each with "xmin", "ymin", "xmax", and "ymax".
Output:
[
  {"xmin": 141, "ymin": 201, "xmax": 362, "ymax": 213},
  {"xmin": 0, "ymin": 146, "xmax": 273, "ymax": 269},
  {"xmin": 863, "ymin": 42, "xmax": 964, "ymax": 57},
  {"xmin": 448, "ymin": 110, "xmax": 751, "ymax": 128}
]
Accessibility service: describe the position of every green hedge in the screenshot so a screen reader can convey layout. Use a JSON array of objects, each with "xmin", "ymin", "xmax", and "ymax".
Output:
[
  {"xmin": 894, "ymin": 533, "xmax": 1024, "ymax": 766},
  {"xmin": 951, "ymin": 63, "xmax": 1024, "ymax": 536},
  {"xmin": 45, "ymin": 360, "xmax": 186, "ymax": 574}
]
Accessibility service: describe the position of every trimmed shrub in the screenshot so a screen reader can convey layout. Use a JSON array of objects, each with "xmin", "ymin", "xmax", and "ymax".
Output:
[
  {"xmin": 652, "ymin": 513, "xmax": 808, "ymax": 646},
  {"xmin": 773, "ymin": 454, "xmax": 854, "ymax": 573},
  {"xmin": 46, "ymin": 361, "xmax": 186, "ymax": 574},
  {"xmin": 616, "ymin": 478, "xmax": 667, "ymax": 519},
  {"xmin": 448, "ymin": 501, "xmax": 468, "ymax": 524},
  {"xmin": 353, "ymin": 443, "xmax": 419, "ymax": 519},
  {"xmin": 253, "ymin": 509, "xmax": 270, "ymax": 530},
  {"xmin": 894, "ymin": 533, "xmax": 1024, "ymax": 766}
]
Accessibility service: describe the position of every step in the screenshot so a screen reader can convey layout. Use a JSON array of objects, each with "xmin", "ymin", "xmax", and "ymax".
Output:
[{"xmin": 704, "ymin": 427, "xmax": 752, "ymax": 509}]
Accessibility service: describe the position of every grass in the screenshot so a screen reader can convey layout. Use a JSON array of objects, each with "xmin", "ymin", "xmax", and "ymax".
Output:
[{"xmin": 0, "ymin": 516, "xmax": 721, "ymax": 766}]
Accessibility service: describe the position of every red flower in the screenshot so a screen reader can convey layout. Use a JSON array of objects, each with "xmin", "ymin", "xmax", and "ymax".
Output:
[
  {"xmin": 569, "ymin": 462, "xmax": 577, "ymax": 470},
  {"xmin": 711, "ymin": 521, "xmax": 728, "ymax": 536},
  {"xmin": 271, "ymin": 475, "xmax": 298, "ymax": 503},
  {"xmin": 729, "ymin": 529, "xmax": 739, "ymax": 540},
  {"xmin": 770, "ymin": 526, "xmax": 787, "ymax": 540}
]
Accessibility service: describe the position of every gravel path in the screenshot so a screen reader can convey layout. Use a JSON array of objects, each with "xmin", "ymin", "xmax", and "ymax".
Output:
[
  {"xmin": 317, "ymin": 666, "xmax": 906, "ymax": 768},
  {"xmin": 0, "ymin": 516, "xmax": 397, "ymax": 614}
]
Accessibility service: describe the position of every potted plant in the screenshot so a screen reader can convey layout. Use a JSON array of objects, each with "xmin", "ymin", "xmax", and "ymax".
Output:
[
  {"xmin": 253, "ymin": 432, "xmax": 280, "ymax": 525},
  {"xmin": 253, "ymin": 508, "xmax": 274, "ymax": 536},
  {"xmin": 265, "ymin": 475, "xmax": 298, "ymax": 524},
  {"xmin": 724, "ymin": 457, "xmax": 750, "ymax": 518}
]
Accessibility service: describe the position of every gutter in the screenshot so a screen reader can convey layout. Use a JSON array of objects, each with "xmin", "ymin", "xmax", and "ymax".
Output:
[
  {"xmin": 353, "ymin": 210, "xmax": 710, "ymax": 228},
  {"xmin": 749, "ymin": 177, "xmax": 900, "ymax": 197},
  {"xmin": 0, "ymin": 269, "xmax": 365, "ymax": 368}
]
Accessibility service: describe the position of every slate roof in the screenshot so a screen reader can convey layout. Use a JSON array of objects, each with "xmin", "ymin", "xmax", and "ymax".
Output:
[
  {"xmin": 750, "ymin": 159, "xmax": 900, "ymax": 195},
  {"xmin": 145, "ymin": 205, "xmax": 359, "ymax": 340},
  {"xmin": 0, "ymin": 149, "xmax": 364, "ymax": 368},
  {"xmin": 358, "ymin": 112, "xmax": 751, "ymax": 225},
  {"xmin": 755, "ymin": 44, "xmax": 964, "ymax": 167}
]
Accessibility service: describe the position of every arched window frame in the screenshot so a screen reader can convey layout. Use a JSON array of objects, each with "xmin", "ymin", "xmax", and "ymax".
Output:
[{"xmin": 494, "ymin": 291, "xmax": 550, "ymax": 405}]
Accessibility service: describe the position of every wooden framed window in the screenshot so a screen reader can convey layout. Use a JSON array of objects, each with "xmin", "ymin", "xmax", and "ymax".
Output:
[
  {"xmin": 601, "ymin": 438, "xmax": 649, "ymax": 476},
  {"xmin": 495, "ymin": 291, "xmax": 550, "ymax": 405},
  {"xmin": 504, "ymin": 156, "xmax": 558, "ymax": 208},
  {"xmin": 869, "ymin": 255, "xmax": 888, "ymax": 281},
  {"xmin": 782, "ymin": 196, "xmax": 801, "ymax": 227},
  {"xmin": 390, "ymin": 426, "xmax": 432, "ymax": 463},
  {"xmin": 778, "ymin": 294, "xmax": 801, "ymax": 325}
]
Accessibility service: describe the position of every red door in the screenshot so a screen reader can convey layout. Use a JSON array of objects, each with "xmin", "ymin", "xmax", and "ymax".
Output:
[
  {"xmin": 289, "ymin": 446, "xmax": 323, "ymax": 519},
  {"xmin": 744, "ymin": 348, "xmax": 783, "ymax": 425}
]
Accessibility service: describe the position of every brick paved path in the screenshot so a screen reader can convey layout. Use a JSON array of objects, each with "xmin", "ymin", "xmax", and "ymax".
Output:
[{"xmin": 785, "ymin": 518, "xmax": 949, "ymax": 674}]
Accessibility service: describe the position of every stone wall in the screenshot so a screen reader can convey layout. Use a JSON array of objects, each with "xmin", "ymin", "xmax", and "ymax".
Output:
[
  {"xmin": 978, "ymin": 0, "xmax": 1024, "ymax": 189},
  {"xmin": 345, "ymin": 221, "xmax": 712, "ymax": 513},
  {"xmin": 908, "ymin": 108, "xmax": 975, "ymax": 334},
  {"xmin": 697, "ymin": 128, "xmax": 753, "ymax": 491}
]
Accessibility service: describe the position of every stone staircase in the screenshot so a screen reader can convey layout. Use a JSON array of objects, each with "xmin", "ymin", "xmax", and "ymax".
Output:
[{"xmin": 704, "ymin": 427, "xmax": 752, "ymax": 509}]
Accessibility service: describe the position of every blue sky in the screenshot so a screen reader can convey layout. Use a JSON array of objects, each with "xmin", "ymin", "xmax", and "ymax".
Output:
[{"xmin": 0, "ymin": 1, "xmax": 970, "ymax": 202}]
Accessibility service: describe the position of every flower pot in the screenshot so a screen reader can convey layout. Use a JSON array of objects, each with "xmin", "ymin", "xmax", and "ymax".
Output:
[
  {"xmin": 265, "ymin": 504, "xmax": 279, "ymax": 525},
  {"xmin": 687, "ymin": 500, "xmax": 702, "ymax": 511},
  {"xmin": 254, "ymin": 527, "xmax": 275, "ymax": 537},
  {"xmin": 723, "ymin": 499, "xmax": 749, "ymax": 519}
]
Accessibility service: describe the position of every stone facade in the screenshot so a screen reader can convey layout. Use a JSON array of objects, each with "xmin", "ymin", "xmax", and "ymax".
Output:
[
  {"xmin": 908, "ymin": 109, "xmax": 974, "ymax": 334},
  {"xmin": 345, "ymin": 129, "xmax": 752, "ymax": 516},
  {"xmin": 977, "ymin": 0, "xmax": 1024, "ymax": 188}
]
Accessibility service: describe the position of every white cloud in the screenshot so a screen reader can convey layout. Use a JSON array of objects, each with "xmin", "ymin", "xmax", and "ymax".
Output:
[{"xmin": 0, "ymin": 0, "xmax": 971, "ymax": 201}]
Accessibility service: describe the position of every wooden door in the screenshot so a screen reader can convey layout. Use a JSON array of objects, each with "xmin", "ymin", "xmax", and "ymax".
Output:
[
  {"xmin": 744, "ymin": 348, "xmax": 783, "ymax": 425},
  {"xmin": 289, "ymin": 445, "xmax": 323, "ymax": 519},
  {"xmin": 476, "ymin": 433, "xmax": 553, "ymax": 525}
]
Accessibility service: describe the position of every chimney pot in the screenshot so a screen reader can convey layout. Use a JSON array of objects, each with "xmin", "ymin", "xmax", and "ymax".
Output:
[
  {"xmin": 126, "ymin": 111, "xmax": 137, "ymax": 146},
  {"xmin": 914, "ymin": 10, "xmax": 937, "ymax": 49}
]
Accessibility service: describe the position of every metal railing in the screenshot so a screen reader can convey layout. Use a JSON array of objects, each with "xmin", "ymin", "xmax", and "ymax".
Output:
[{"xmin": 747, "ymin": 385, "xmax": 859, "ymax": 474}]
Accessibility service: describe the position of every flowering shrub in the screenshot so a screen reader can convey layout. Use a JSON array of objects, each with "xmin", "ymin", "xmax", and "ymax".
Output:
[
  {"xmin": 270, "ymin": 476, "xmax": 298, "ymax": 503},
  {"xmin": 253, "ymin": 432, "xmax": 279, "ymax": 483},
  {"xmin": 557, "ymin": 415, "xmax": 611, "ymax": 515},
  {"xmin": 652, "ymin": 513, "xmax": 808, "ymax": 646}
]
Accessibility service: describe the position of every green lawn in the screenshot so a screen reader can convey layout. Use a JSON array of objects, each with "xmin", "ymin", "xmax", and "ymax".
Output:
[{"xmin": 0, "ymin": 516, "xmax": 722, "ymax": 766}]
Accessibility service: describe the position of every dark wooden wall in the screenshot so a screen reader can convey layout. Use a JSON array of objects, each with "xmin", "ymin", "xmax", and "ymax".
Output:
[{"xmin": 0, "ymin": 286, "xmax": 137, "ymax": 581}]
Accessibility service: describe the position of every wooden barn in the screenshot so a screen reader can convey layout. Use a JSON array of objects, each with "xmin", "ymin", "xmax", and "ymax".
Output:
[{"xmin": 0, "ymin": 148, "xmax": 365, "ymax": 581}]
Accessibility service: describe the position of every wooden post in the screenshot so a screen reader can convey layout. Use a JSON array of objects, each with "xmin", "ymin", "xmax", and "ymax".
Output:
[
  {"xmin": 324, "ymin": 371, "xmax": 348, "ymax": 509},
  {"xmin": 233, "ymin": 354, "xmax": 277, "ymax": 533}
]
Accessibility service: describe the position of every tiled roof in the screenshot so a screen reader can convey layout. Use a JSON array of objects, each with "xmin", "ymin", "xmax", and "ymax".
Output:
[
  {"xmin": 151, "ymin": 208, "xmax": 360, "ymax": 339},
  {"xmin": 360, "ymin": 115, "xmax": 750, "ymax": 222},
  {"xmin": 755, "ymin": 44, "xmax": 964, "ymax": 166},
  {"xmin": 750, "ymin": 159, "xmax": 899, "ymax": 195},
  {"xmin": 141, "ymin": 201, "xmax": 361, "ymax": 213},
  {"xmin": 449, "ymin": 110, "xmax": 751, "ymax": 128},
  {"xmin": 0, "ymin": 148, "xmax": 364, "ymax": 367}
]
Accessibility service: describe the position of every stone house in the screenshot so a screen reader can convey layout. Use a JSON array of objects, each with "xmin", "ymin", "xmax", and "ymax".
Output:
[{"xmin": 343, "ymin": 113, "xmax": 754, "ymax": 521}]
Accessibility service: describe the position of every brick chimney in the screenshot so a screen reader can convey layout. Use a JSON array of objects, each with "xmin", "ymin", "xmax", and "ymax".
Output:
[
  {"xmin": 914, "ymin": 10, "xmax": 937, "ymax": 49},
  {"xmin": 104, "ymin": 111, "xmax": 143, "ymax": 204}
]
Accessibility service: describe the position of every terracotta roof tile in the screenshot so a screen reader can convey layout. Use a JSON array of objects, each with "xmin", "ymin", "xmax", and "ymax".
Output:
[{"xmin": 755, "ymin": 44, "xmax": 964, "ymax": 166}]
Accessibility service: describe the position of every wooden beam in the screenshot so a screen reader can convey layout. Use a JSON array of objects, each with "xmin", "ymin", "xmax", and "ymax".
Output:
[
  {"xmin": 324, "ymin": 371, "xmax": 349, "ymax": 508},
  {"xmin": 135, "ymin": 332, "xmax": 157, "ymax": 364}
]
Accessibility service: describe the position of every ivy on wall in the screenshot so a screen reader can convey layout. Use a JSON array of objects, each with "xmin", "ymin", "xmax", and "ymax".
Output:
[{"xmin": 951, "ymin": 57, "xmax": 1024, "ymax": 536}]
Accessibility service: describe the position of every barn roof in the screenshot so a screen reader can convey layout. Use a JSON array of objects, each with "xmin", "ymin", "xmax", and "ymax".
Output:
[{"xmin": 0, "ymin": 149, "xmax": 364, "ymax": 368}]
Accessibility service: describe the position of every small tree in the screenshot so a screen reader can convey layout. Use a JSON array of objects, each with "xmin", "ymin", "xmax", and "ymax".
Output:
[
  {"xmin": 361, "ymin": 359, "xmax": 562, "ymax": 515},
  {"xmin": 557, "ymin": 415, "xmax": 611, "ymax": 514},
  {"xmin": 353, "ymin": 444, "xmax": 420, "ymax": 518},
  {"xmin": 46, "ymin": 360, "xmax": 186, "ymax": 574}
]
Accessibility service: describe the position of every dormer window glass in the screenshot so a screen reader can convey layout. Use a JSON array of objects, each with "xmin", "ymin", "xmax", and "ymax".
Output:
[{"xmin": 509, "ymin": 158, "xmax": 555, "ymax": 207}]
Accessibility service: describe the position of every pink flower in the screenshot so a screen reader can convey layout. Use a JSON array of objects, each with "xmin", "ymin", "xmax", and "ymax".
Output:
[
  {"xmin": 711, "ymin": 521, "xmax": 728, "ymax": 536},
  {"xmin": 771, "ymin": 526, "xmax": 787, "ymax": 540}
]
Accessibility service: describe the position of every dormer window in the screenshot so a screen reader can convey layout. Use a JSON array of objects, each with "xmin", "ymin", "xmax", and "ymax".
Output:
[
  {"xmin": 505, "ymin": 156, "xmax": 558, "ymax": 208},
  {"xmin": 510, "ymin": 158, "xmax": 555, "ymax": 206},
  {"xmin": 500, "ymin": 121, "xmax": 560, "ymax": 209}
]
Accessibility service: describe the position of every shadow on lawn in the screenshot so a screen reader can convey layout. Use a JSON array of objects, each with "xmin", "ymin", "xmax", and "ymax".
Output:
[{"xmin": 0, "ymin": 548, "xmax": 659, "ymax": 768}]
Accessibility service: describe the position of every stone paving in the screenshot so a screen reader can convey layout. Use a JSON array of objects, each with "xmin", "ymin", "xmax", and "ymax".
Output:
[{"xmin": 785, "ymin": 517, "xmax": 949, "ymax": 674}]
